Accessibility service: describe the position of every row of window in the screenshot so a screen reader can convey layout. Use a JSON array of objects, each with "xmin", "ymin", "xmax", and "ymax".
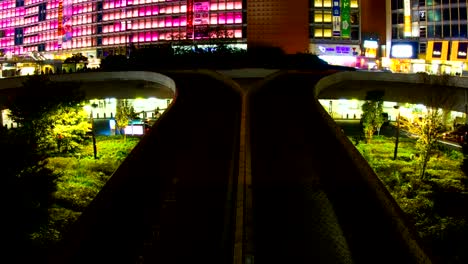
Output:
[
  {"xmin": 392, "ymin": 7, "xmax": 468, "ymax": 24},
  {"xmin": 311, "ymin": 0, "xmax": 359, "ymax": 8},
  {"xmin": 310, "ymin": 26, "xmax": 359, "ymax": 40},
  {"xmin": 5, "ymin": 27, "xmax": 244, "ymax": 52},
  {"xmin": 392, "ymin": 24, "xmax": 468, "ymax": 38},
  {"xmin": 311, "ymin": 10, "xmax": 358, "ymax": 25}
]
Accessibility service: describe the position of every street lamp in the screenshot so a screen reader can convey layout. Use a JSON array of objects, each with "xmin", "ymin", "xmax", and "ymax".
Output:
[{"xmin": 393, "ymin": 105, "xmax": 400, "ymax": 160}]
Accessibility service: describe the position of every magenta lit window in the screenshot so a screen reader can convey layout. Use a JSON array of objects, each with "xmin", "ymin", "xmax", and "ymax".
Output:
[{"xmin": 235, "ymin": 13, "xmax": 241, "ymax": 23}]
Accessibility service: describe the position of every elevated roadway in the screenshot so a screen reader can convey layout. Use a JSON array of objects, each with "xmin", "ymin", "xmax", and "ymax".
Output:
[{"xmin": 10, "ymin": 69, "xmax": 445, "ymax": 263}]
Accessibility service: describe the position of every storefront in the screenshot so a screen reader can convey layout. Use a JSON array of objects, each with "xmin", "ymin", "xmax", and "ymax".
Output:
[
  {"xmin": 389, "ymin": 41, "xmax": 419, "ymax": 73},
  {"xmin": 448, "ymin": 41, "xmax": 468, "ymax": 76},
  {"xmin": 310, "ymin": 43, "xmax": 361, "ymax": 67}
]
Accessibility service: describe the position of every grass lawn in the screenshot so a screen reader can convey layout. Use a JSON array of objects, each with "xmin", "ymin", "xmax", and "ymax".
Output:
[
  {"xmin": 354, "ymin": 136, "xmax": 468, "ymax": 263},
  {"xmin": 30, "ymin": 135, "xmax": 140, "ymax": 248}
]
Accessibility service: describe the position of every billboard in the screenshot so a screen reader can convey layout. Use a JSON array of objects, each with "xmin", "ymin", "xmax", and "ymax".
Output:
[
  {"xmin": 390, "ymin": 42, "xmax": 418, "ymax": 59},
  {"xmin": 449, "ymin": 41, "xmax": 468, "ymax": 61},
  {"xmin": 332, "ymin": 0, "xmax": 341, "ymax": 37},
  {"xmin": 341, "ymin": 0, "xmax": 350, "ymax": 38},
  {"xmin": 426, "ymin": 41, "xmax": 449, "ymax": 60}
]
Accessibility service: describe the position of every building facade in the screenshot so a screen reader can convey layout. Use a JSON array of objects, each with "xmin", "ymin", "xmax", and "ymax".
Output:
[
  {"xmin": 0, "ymin": 0, "xmax": 246, "ymax": 76},
  {"xmin": 388, "ymin": 0, "xmax": 468, "ymax": 75},
  {"xmin": 0, "ymin": 0, "xmax": 385, "ymax": 75},
  {"xmin": 309, "ymin": 0, "xmax": 368, "ymax": 68}
]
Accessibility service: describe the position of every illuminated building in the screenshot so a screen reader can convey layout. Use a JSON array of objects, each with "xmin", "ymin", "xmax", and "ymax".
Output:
[
  {"xmin": 0, "ymin": 0, "xmax": 388, "ymax": 74},
  {"xmin": 309, "ymin": 0, "xmax": 362, "ymax": 68},
  {"xmin": 388, "ymin": 0, "xmax": 468, "ymax": 75},
  {"xmin": 0, "ymin": 0, "xmax": 246, "ymax": 76}
]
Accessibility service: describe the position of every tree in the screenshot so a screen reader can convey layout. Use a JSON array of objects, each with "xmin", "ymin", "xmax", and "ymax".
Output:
[
  {"xmin": 7, "ymin": 75, "xmax": 88, "ymax": 153},
  {"xmin": 64, "ymin": 53, "xmax": 88, "ymax": 64},
  {"xmin": 115, "ymin": 99, "xmax": 135, "ymax": 141},
  {"xmin": 401, "ymin": 73, "xmax": 458, "ymax": 179},
  {"xmin": 360, "ymin": 90, "xmax": 385, "ymax": 143}
]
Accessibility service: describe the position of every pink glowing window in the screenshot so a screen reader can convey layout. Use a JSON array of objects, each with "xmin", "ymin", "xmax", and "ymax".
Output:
[
  {"xmin": 146, "ymin": 8, "xmax": 151, "ymax": 16},
  {"xmin": 181, "ymin": 16, "xmax": 187, "ymax": 26},
  {"xmin": 210, "ymin": 13, "xmax": 217, "ymax": 24},
  {"xmin": 160, "ymin": 6, "xmax": 165, "ymax": 13},
  {"xmin": 104, "ymin": 2, "xmax": 109, "ymax": 9},
  {"xmin": 139, "ymin": 7, "xmax": 145, "ymax": 16},
  {"xmin": 158, "ymin": 18, "xmax": 164, "ymax": 27},
  {"xmin": 219, "ymin": 13, "xmax": 226, "ymax": 24},
  {"xmin": 173, "ymin": 5, "xmax": 180, "ymax": 13},
  {"xmin": 128, "ymin": 0, "xmax": 133, "ymax": 5},
  {"xmin": 138, "ymin": 33, "xmax": 144, "ymax": 42},
  {"xmin": 146, "ymin": 19, "xmax": 151, "ymax": 28},
  {"xmin": 115, "ymin": 22, "xmax": 121, "ymax": 31},
  {"xmin": 103, "ymin": 38, "xmax": 108, "ymax": 45},
  {"xmin": 165, "ymin": 17, "xmax": 172, "ymax": 27},
  {"xmin": 181, "ymin": 4, "xmax": 186, "ymax": 12},
  {"xmin": 121, "ymin": 35, "xmax": 126, "ymax": 43},
  {"xmin": 226, "ymin": 13, "xmax": 233, "ymax": 24},
  {"xmin": 173, "ymin": 17, "xmax": 180, "ymax": 26},
  {"xmin": 145, "ymin": 32, "xmax": 150, "ymax": 41},
  {"xmin": 109, "ymin": 37, "xmax": 114, "ymax": 45},
  {"xmin": 139, "ymin": 20, "xmax": 144, "ymax": 29},
  {"xmin": 116, "ymin": 0, "xmax": 121, "ymax": 8},
  {"xmin": 235, "ymin": 12, "xmax": 241, "ymax": 23},
  {"xmin": 210, "ymin": 3, "xmax": 217, "ymax": 11},
  {"xmin": 152, "ymin": 6, "xmax": 159, "ymax": 15},
  {"xmin": 227, "ymin": 1, "xmax": 233, "ymax": 9},
  {"xmin": 166, "ymin": 5, "xmax": 172, "ymax": 13},
  {"xmin": 218, "ymin": 2, "xmax": 225, "ymax": 10},
  {"xmin": 132, "ymin": 8, "xmax": 138, "ymax": 17},
  {"xmin": 152, "ymin": 32, "xmax": 158, "ymax": 41}
]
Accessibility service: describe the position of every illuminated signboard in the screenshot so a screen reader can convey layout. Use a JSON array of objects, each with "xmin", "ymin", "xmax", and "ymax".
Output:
[
  {"xmin": 432, "ymin": 42, "xmax": 442, "ymax": 58},
  {"xmin": 390, "ymin": 42, "xmax": 417, "ymax": 59},
  {"xmin": 457, "ymin": 42, "xmax": 467, "ymax": 59},
  {"xmin": 404, "ymin": 0, "xmax": 411, "ymax": 37},
  {"xmin": 332, "ymin": 0, "xmax": 341, "ymax": 37},
  {"xmin": 341, "ymin": 0, "xmax": 350, "ymax": 38},
  {"xmin": 363, "ymin": 40, "xmax": 378, "ymax": 49}
]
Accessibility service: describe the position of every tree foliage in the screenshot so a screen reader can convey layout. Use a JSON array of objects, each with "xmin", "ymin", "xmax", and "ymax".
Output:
[
  {"xmin": 64, "ymin": 53, "xmax": 88, "ymax": 64},
  {"xmin": 7, "ymin": 75, "xmax": 88, "ymax": 153},
  {"xmin": 115, "ymin": 99, "xmax": 135, "ymax": 140},
  {"xmin": 400, "ymin": 73, "xmax": 457, "ymax": 179},
  {"xmin": 361, "ymin": 90, "xmax": 385, "ymax": 143}
]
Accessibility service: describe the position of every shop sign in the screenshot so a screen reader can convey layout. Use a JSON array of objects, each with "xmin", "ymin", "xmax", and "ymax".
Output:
[
  {"xmin": 341, "ymin": 0, "xmax": 350, "ymax": 38},
  {"xmin": 432, "ymin": 42, "xmax": 442, "ymax": 58},
  {"xmin": 332, "ymin": 0, "xmax": 341, "ymax": 37},
  {"xmin": 317, "ymin": 45, "xmax": 356, "ymax": 56},
  {"xmin": 457, "ymin": 42, "xmax": 468, "ymax": 59},
  {"xmin": 390, "ymin": 42, "xmax": 418, "ymax": 59}
]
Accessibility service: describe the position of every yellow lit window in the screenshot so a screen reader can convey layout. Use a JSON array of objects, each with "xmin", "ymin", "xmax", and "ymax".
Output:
[
  {"xmin": 323, "ymin": 28, "xmax": 332, "ymax": 37},
  {"xmin": 351, "ymin": 0, "xmax": 358, "ymax": 8},
  {"xmin": 315, "ymin": 28, "xmax": 323, "ymax": 37},
  {"xmin": 314, "ymin": 0, "xmax": 322, "ymax": 7},
  {"xmin": 314, "ymin": 11, "xmax": 323, "ymax": 22},
  {"xmin": 323, "ymin": 11, "xmax": 332, "ymax": 22},
  {"xmin": 323, "ymin": 0, "xmax": 332, "ymax": 7}
]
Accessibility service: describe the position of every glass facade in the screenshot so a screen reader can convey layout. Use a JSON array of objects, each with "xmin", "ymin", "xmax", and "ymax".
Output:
[{"xmin": 0, "ymin": 0, "xmax": 245, "ymax": 58}]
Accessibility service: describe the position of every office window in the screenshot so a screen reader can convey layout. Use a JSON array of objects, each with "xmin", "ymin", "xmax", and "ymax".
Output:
[
  {"xmin": 443, "ymin": 8, "xmax": 449, "ymax": 20},
  {"xmin": 392, "ymin": 13, "xmax": 397, "ymax": 24},
  {"xmin": 427, "ymin": 25, "xmax": 434, "ymax": 37},
  {"xmin": 323, "ymin": 0, "xmax": 331, "ymax": 7},
  {"xmin": 451, "ymin": 8, "xmax": 459, "ymax": 20},
  {"xmin": 452, "ymin": 24, "xmax": 459, "ymax": 37},
  {"xmin": 461, "ymin": 24, "xmax": 467, "ymax": 37},
  {"xmin": 315, "ymin": 28, "xmax": 323, "ymax": 37},
  {"xmin": 460, "ymin": 7, "xmax": 467, "ymax": 20},
  {"xmin": 428, "ymin": 9, "xmax": 441, "ymax": 22},
  {"xmin": 350, "ymin": 0, "xmax": 358, "ymax": 8},
  {"xmin": 419, "ymin": 42, "xmax": 426, "ymax": 53},
  {"xmin": 392, "ymin": 27, "xmax": 398, "ymax": 38},
  {"xmin": 443, "ymin": 24, "xmax": 450, "ymax": 37},
  {"xmin": 420, "ymin": 26, "xmax": 427, "ymax": 38},
  {"xmin": 323, "ymin": 11, "xmax": 332, "ymax": 22},
  {"xmin": 314, "ymin": 11, "xmax": 323, "ymax": 22},
  {"xmin": 313, "ymin": 0, "xmax": 323, "ymax": 7}
]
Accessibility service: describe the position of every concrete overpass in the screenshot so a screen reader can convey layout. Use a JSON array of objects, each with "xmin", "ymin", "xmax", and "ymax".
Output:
[
  {"xmin": 3, "ymin": 70, "xmax": 444, "ymax": 263},
  {"xmin": 316, "ymin": 71, "xmax": 468, "ymax": 113}
]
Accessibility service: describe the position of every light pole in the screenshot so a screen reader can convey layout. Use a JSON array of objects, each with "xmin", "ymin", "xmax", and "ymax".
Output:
[{"xmin": 393, "ymin": 105, "xmax": 400, "ymax": 160}]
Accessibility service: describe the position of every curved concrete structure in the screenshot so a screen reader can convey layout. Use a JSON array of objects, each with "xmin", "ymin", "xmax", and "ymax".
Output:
[
  {"xmin": 0, "ymin": 71, "xmax": 176, "ymax": 101},
  {"xmin": 316, "ymin": 71, "xmax": 468, "ymax": 113}
]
